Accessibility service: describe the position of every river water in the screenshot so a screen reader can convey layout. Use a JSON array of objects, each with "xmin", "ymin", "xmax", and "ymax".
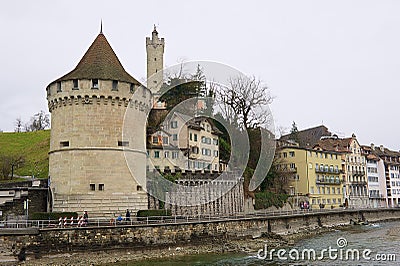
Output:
[{"xmin": 117, "ymin": 221, "xmax": 400, "ymax": 265}]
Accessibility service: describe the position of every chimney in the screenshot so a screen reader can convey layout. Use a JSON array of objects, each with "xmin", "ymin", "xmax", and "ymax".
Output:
[{"xmin": 371, "ymin": 143, "xmax": 375, "ymax": 150}]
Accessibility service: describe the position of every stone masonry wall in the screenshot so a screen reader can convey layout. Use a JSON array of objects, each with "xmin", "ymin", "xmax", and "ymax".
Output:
[{"xmin": 1, "ymin": 209, "xmax": 400, "ymax": 258}]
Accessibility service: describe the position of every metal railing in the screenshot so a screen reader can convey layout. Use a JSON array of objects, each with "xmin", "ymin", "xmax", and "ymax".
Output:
[{"xmin": 1, "ymin": 206, "xmax": 398, "ymax": 230}]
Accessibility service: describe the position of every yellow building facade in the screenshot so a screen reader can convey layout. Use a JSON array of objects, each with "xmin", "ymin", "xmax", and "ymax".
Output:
[{"xmin": 277, "ymin": 144, "xmax": 344, "ymax": 209}]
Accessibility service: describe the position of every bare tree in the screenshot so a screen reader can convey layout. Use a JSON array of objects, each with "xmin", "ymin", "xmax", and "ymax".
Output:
[
  {"xmin": 15, "ymin": 118, "xmax": 23, "ymax": 132},
  {"xmin": 216, "ymin": 75, "xmax": 273, "ymax": 130},
  {"xmin": 25, "ymin": 111, "xmax": 50, "ymax": 132},
  {"xmin": 0, "ymin": 154, "xmax": 24, "ymax": 179}
]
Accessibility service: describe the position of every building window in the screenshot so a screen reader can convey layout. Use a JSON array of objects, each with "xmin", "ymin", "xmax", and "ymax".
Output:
[
  {"xmin": 171, "ymin": 121, "xmax": 178, "ymax": 128},
  {"xmin": 214, "ymin": 150, "xmax": 219, "ymax": 157},
  {"xmin": 73, "ymin": 79, "xmax": 79, "ymax": 89},
  {"xmin": 213, "ymin": 138, "xmax": 219, "ymax": 145},
  {"xmin": 152, "ymin": 136, "xmax": 158, "ymax": 144},
  {"xmin": 193, "ymin": 134, "xmax": 198, "ymax": 141},
  {"xmin": 57, "ymin": 82, "xmax": 62, "ymax": 92},
  {"xmin": 137, "ymin": 186, "xmax": 142, "ymax": 191},
  {"xmin": 190, "ymin": 133, "xmax": 193, "ymax": 141},
  {"xmin": 154, "ymin": 151, "xmax": 160, "ymax": 158},
  {"xmin": 172, "ymin": 151, "xmax": 179, "ymax": 159},
  {"xmin": 164, "ymin": 151, "xmax": 169, "ymax": 158},
  {"xmin": 92, "ymin": 79, "xmax": 99, "ymax": 89},
  {"xmin": 98, "ymin": 184, "xmax": 104, "ymax": 191},
  {"xmin": 118, "ymin": 141, "xmax": 129, "ymax": 147},
  {"xmin": 192, "ymin": 146, "xmax": 199, "ymax": 154},
  {"xmin": 60, "ymin": 141, "xmax": 69, "ymax": 148},
  {"xmin": 112, "ymin": 80, "xmax": 118, "ymax": 91},
  {"xmin": 289, "ymin": 151, "xmax": 295, "ymax": 157},
  {"xmin": 172, "ymin": 134, "xmax": 178, "ymax": 141},
  {"xmin": 163, "ymin": 136, "xmax": 169, "ymax": 144},
  {"xmin": 283, "ymin": 152, "xmax": 287, "ymax": 158},
  {"xmin": 130, "ymin": 83, "xmax": 135, "ymax": 93},
  {"xmin": 90, "ymin": 184, "xmax": 95, "ymax": 191}
]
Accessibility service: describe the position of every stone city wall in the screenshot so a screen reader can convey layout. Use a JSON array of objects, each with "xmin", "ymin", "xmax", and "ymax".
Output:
[{"xmin": 1, "ymin": 208, "xmax": 400, "ymax": 258}]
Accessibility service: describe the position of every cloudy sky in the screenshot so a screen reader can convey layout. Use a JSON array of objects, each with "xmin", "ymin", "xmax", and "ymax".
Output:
[{"xmin": 1, "ymin": 1, "xmax": 399, "ymax": 150}]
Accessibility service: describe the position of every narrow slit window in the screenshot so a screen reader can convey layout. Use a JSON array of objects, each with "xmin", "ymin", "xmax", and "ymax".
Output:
[
  {"xmin": 92, "ymin": 79, "xmax": 99, "ymax": 89},
  {"xmin": 112, "ymin": 80, "xmax": 118, "ymax": 91},
  {"xmin": 130, "ymin": 83, "xmax": 135, "ymax": 93},
  {"xmin": 60, "ymin": 141, "xmax": 69, "ymax": 148},
  {"xmin": 57, "ymin": 82, "xmax": 62, "ymax": 92},
  {"xmin": 73, "ymin": 79, "xmax": 79, "ymax": 90},
  {"xmin": 118, "ymin": 141, "xmax": 129, "ymax": 147}
]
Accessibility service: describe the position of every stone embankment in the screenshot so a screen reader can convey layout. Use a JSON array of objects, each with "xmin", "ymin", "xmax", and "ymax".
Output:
[{"xmin": 0, "ymin": 208, "xmax": 399, "ymax": 265}]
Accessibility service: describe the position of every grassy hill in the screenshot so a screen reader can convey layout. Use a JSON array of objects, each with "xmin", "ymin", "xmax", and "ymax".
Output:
[{"xmin": 0, "ymin": 130, "xmax": 50, "ymax": 179}]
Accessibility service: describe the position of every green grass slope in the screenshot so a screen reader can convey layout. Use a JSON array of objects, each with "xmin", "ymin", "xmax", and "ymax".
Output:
[{"xmin": 0, "ymin": 130, "xmax": 50, "ymax": 179}]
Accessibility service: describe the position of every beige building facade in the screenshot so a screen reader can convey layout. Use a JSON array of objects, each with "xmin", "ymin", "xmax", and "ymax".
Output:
[
  {"xmin": 315, "ymin": 134, "xmax": 369, "ymax": 208},
  {"xmin": 147, "ymin": 112, "xmax": 221, "ymax": 172},
  {"xmin": 277, "ymin": 141, "xmax": 344, "ymax": 209}
]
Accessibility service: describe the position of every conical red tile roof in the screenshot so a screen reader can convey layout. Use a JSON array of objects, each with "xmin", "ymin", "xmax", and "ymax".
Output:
[{"xmin": 51, "ymin": 33, "xmax": 140, "ymax": 85}]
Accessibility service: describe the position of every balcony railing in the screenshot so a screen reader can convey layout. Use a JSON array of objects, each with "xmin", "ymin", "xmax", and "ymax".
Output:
[
  {"xmin": 315, "ymin": 168, "xmax": 340, "ymax": 174},
  {"xmin": 316, "ymin": 178, "xmax": 343, "ymax": 185},
  {"xmin": 351, "ymin": 180, "xmax": 367, "ymax": 185},
  {"xmin": 369, "ymin": 194, "xmax": 384, "ymax": 199},
  {"xmin": 281, "ymin": 167, "xmax": 297, "ymax": 173},
  {"xmin": 352, "ymin": 170, "xmax": 365, "ymax": 177}
]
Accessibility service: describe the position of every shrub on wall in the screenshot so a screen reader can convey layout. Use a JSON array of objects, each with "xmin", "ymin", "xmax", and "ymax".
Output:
[
  {"xmin": 136, "ymin": 209, "xmax": 171, "ymax": 217},
  {"xmin": 30, "ymin": 212, "xmax": 78, "ymax": 220}
]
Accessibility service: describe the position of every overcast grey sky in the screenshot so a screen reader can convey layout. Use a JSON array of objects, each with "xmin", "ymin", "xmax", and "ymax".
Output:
[{"xmin": 0, "ymin": 1, "xmax": 399, "ymax": 150}]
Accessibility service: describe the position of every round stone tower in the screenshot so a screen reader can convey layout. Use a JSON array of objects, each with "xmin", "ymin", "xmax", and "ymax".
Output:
[{"xmin": 46, "ymin": 28, "xmax": 151, "ymax": 217}]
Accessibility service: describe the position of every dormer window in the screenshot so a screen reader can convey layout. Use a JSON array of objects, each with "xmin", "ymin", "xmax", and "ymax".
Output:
[
  {"xmin": 72, "ymin": 79, "xmax": 79, "ymax": 90},
  {"xmin": 92, "ymin": 79, "xmax": 99, "ymax": 89},
  {"xmin": 112, "ymin": 80, "xmax": 118, "ymax": 91},
  {"xmin": 57, "ymin": 82, "xmax": 62, "ymax": 92},
  {"xmin": 130, "ymin": 83, "xmax": 135, "ymax": 93}
]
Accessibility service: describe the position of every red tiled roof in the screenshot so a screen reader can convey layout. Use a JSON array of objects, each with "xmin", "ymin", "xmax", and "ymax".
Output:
[
  {"xmin": 50, "ymin": 33, "xmax": 140, "ymax": 85},
  {"xmin": 280, "ymin": 125, "xmax": 331, "ymax": 148},
  {"xmin": 314, "ymin": 137, "xmax": 352, "ymax": 153}
]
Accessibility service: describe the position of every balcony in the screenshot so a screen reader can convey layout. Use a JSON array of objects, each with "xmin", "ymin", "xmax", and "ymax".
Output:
[
  {"xmin": 316, "ymin": 178, "xmax": 342, "ymax": 185},
  {"xmin": 281, "ymin": 167, "xmax": 297, "ymax": 173},
  {"xmin": 351, "ymin": 180, "xmax": 367, "ymax": 185},
  {"xmin": 369, "ymin": 194, "xmax": 384, "ymax": 199},
  {"xmin": 315, "ymin": 168, "xmax": 340, "ymax": 174},
  {"xmin": 352, "ymin": 170, "xmax": 365, "ymax": 177}
]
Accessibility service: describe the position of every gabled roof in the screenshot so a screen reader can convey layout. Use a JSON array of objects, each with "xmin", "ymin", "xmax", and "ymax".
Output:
[
  {"xmin": 50, "ymin": 32, "xmax": 140, "ymax": 85},
  {"xmin": 280, "ymin": 125, "xmax": 331, "ymax": 148},
  {"xmin": 314, "ymin": 137, "xmax": 352, "ymax": 153},
  {"xmin": 362, "ymin": 144, "xmax": 400, "ymax": 165}
]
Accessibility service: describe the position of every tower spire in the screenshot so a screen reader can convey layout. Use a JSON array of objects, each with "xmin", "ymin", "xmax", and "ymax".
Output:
[{"xmin": 100, "ymin": 19, "xmax": 103, "ymax": 34}]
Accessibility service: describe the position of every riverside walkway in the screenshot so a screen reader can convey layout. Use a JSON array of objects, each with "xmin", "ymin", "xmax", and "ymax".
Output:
[{"xmin": 1, "ymin": 207, "xmax": 396, "ymax": 231}]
